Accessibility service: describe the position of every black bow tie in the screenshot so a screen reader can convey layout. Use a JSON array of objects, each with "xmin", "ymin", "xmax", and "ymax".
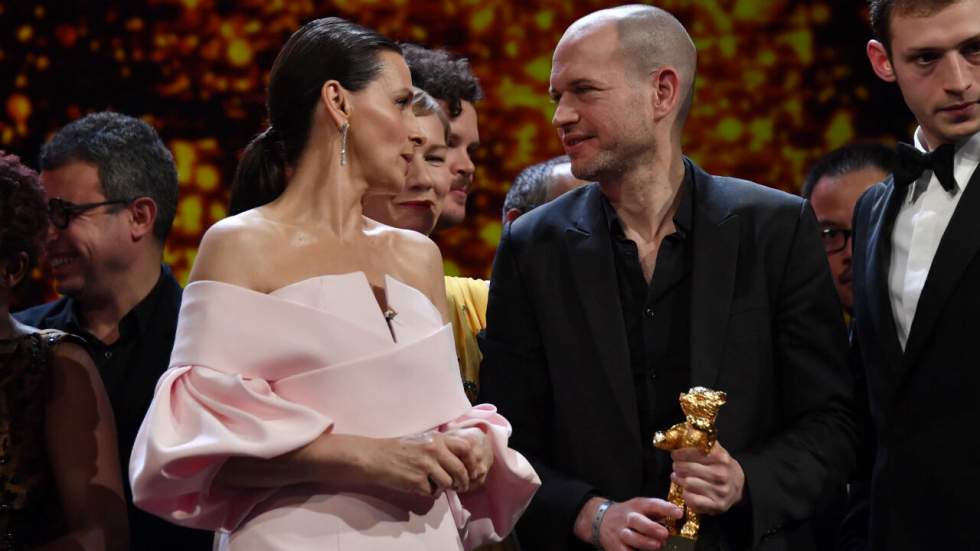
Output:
[{"xmin": 894, "ymin": 142, "xmax": 957, "ymax": 192}]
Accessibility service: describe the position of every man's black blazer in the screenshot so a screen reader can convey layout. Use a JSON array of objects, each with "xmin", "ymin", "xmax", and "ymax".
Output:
[
  {"xmin": 16, "ymin": 266, "xmax": 213, "ymax": 550},
  {"xmin": 846, "ymin": 166, "xmax": 980, "ymax": 550},
  {"xmin": 480, "ymin": 161, "xmax": 857, "ymax": 551}
]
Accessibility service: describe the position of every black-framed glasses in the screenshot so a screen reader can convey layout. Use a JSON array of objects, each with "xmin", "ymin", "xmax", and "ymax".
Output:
[
  {"xmin": 820, "ymin": 227, "xmax": 852, "ymax": 254},
  {"xmin": 47, "ymin": 197, "xmax": 133, "ymax": 229}
]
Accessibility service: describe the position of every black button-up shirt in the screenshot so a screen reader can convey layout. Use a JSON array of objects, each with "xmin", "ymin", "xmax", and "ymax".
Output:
[
  {"xmin": 58, "ymin": 270, "xmax": 166, "ymax": 402},
  {"xmin": 601, "ymin": 167, "xmax": 694, "ymax": 498},
  {"xmin": 15, "ymin": 266, "xmax": 215, "ymax": 549}
]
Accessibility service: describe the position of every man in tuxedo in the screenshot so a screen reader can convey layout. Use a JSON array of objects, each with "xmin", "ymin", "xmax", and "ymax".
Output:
[
  {"xmin": 843, "ymin": 1, "xmax": 980, "ymax": 548},
  {"xmin": 15, "ymin": 112, "xmax": 213, "ymax": 550},
  {"xmin": 480, "ymin": 5, "xmax": 857, "ymax": 551}
]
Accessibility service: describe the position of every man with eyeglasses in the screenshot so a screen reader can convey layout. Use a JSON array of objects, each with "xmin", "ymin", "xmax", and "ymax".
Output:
[
  {"xmin": 798, "ymin": 144, "xmax": 896, "ymax": 550},
  {"xmin": 801, "ymin": 144, "xmax": 897, "ymax": 314},
  {"xmin": 14, "ymin": 112, "xmax": 213, "ymax": 550}
]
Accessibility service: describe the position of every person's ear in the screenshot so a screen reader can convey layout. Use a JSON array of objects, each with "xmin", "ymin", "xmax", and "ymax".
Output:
[
  {"xmin": 321, "ymin": 80, "xmax": 352, "ymax": 130},
  {"xmin": 651, "ymin": 67, "xmax": 682, "ymax": 122},
  {"xmin": 1, "ymin": 252, "xmax": 29, "ymax": 289},
  {"xmin": 129, "ymin": 197, "xmax": 158, "ymax": 242},
  {"xmin": 504, "ymin": 208, "xmax": 523, "ymax": 223},
  {"xmin": 867, "ymin": 39, "xmax": 896, "ymax": 83}
]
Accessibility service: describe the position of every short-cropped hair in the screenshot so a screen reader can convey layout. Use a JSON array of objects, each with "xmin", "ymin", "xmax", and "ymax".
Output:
[
  {"xmin": 503, "ymin": 155, "xmax": 570, "ymax": 217},
  {"xmin": 39, "ymin": 112, "xmax": 178, "ymax": 243},
  {"xmin": 868, "ymin": 0, "xmax": 959, "ymax": 53},
  {"xmin": 802, "ymin": 143, "xmax": 897, "ymax": 198}
]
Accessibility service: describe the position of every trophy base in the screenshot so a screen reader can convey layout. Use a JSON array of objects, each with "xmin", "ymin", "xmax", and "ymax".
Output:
[{"xmin": 662, "ymin": 535, "xmax": 697, "ymax": 551}]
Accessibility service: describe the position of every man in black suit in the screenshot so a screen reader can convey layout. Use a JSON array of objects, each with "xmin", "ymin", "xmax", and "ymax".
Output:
[
  {"xmin": 843, "ymin": 1, "xmax": 980, "ymax": 549},
  {"xmin": 15, "ymin": 112, "xmax": 213, "ymax": 550},
  {"xmin": 480, "ymin": 6, "xmax": 857, "ymax": 551}
]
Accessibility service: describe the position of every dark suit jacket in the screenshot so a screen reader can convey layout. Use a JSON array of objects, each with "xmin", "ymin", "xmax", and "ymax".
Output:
[
  {"xmin": 480, "ymin": 161, "xmax": 857, "ymax": 551},
  {"xmin": 846, "ymin": 166, "xmax": 980, "ymax": 550},
  {"xmin": 15, "ymin": 266, "xmax": 213, "ymax": 550}
]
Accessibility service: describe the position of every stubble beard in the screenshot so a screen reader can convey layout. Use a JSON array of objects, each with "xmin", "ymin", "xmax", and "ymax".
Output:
[
  {"xmin": 572, "ymin": 139, "xmax": 652, "ymax": 185},
  {"xmin": 570, "ymin": 150, "xmax": 615, "ymax": 183}
]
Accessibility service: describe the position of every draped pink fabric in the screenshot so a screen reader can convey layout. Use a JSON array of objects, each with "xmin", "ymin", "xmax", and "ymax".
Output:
[{"xmin": 129, "ymin": 273, "xmax": 539, "ymax": 550}]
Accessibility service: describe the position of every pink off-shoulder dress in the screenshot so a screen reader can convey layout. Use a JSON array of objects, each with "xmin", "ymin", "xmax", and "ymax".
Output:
[{"xmin": 129, "ymin": 273, "xmax": 539, "ymax": 551}]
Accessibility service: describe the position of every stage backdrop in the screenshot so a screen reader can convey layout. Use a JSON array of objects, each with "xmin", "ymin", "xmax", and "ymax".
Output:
[{"xmin": 2, "ymin": 0, "xmax": 912, "ymax": 309}]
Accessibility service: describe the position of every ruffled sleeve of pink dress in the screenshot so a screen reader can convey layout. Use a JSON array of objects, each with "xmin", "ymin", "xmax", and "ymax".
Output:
[{"xmin": 129, "ymin": 273, "xmax": 539, "ymax": 551}]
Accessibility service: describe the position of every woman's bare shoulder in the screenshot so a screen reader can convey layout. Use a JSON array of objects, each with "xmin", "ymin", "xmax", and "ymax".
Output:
[
  {"xmin": 374, "ymin": 222, "xmax": 442, "ymax": 262},
  {"xmin": 49, "ymin": 339, "xmax": 96, "ymax": 372},
  {"xmin": 47, "ymin": 339, "xmax": 103, "ymax": 403},
  {"xmin": 367, "ymin": 223, "xmax": 447, "ymax": 316},
  {"xmin": 189, "ymin": 210, "xmax": 278, "ymax": 287}
]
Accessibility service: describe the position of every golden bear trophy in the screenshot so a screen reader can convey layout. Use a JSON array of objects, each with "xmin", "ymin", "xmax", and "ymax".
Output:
[{"xmin": 652, "ymin": 387, "xmax": 727, "ymax": 551}]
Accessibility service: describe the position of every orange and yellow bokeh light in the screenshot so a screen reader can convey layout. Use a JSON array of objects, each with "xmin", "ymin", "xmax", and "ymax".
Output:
[{"xmin": 1, "ymin": 0, "xmax": 913, "ymax": 307}]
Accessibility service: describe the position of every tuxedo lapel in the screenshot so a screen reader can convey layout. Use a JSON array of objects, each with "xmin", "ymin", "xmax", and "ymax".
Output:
[
  {"xmin": 688, "ymin": 166, "xmax": 739, "ymax": 388},
  {"xmin": 902, "ymin": 165, "xmax": 980, "ymax": 370},
  {"xmin": 865, "ymin": 179, "xmax": 906, "ymax": 380},
  {"xmin": 564, "ymin": 185, "xmax": 640, "ymax": 443}
]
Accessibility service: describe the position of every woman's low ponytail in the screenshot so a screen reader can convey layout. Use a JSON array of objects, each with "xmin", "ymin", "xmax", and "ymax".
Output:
[
  {"xmin": 228, "ymin": 18, "xmax": 400, "ymax": 215},
  {"xmin": 229, "ymin": 127, "xmax": 287, "ymax": 215}
]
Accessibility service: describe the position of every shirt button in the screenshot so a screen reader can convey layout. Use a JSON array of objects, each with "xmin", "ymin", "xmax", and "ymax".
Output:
[
  {"xmin": 650, "ymin": 372, "xmax": 658, "ymax": 380},
  {"xmin": 644, "ymin": 308, "xmax": 655, "ymax": 318},
  {"xmin": 104, "ymin": 351, "xmax": 113, "ymax": 359}
]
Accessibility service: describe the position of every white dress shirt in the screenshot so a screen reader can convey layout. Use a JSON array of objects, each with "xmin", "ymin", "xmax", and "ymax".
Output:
[{"xmin": 889, "ymin": 129, "xmax": 980, "ymax": 350}]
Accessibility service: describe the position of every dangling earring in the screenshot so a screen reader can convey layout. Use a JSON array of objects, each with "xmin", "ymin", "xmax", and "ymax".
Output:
[{"xmin": 339, "ymin": 122, "xmax": 350, "ymax": 166}]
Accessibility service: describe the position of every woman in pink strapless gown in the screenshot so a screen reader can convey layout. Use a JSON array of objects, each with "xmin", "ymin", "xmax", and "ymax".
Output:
[{"xmin": 128, "ymin": 18, "xmax": 538, "ymax": 551}]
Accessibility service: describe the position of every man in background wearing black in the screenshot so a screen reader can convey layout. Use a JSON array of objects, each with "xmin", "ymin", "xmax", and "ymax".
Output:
[
  {"xmin": 802, "ymin": 144, "xmax": 897, "ymax": 313},
  {"xmin": 16, "ymin": 112, "xmax": 213, "ymax": 550}
]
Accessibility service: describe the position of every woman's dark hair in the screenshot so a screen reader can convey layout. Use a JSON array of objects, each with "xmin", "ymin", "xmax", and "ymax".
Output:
[
  {"xmin": 0, "ymin": 151, "xmax": 49, "ymax": 275},
  {"xmin": 229, "ymin": 18, "xmax": 401, "ymax": 215}
]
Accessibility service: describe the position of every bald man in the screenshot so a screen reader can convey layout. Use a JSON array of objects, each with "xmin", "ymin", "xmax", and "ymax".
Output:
[{"xmin": 480, "ymin": 5, "xmax": 857, "ymax": 551}]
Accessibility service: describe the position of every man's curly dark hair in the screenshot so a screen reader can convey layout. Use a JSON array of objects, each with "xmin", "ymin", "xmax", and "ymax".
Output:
[
  {"xmin": 0, "ymin": 151, "xmax": 49, "ymax": 273},
  {"xmin": 401, "ymin": 43, "xmax": 483, "ymax": 118}
]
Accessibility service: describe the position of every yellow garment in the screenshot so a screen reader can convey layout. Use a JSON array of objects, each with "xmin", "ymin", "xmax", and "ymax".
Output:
[
  {"xmin": 445, "ymin": 277, "xmax": 517, "ymax": 551},
  {"xmin": 444, "ymin": 276, "xmax": 489, "ymax": 403}
]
